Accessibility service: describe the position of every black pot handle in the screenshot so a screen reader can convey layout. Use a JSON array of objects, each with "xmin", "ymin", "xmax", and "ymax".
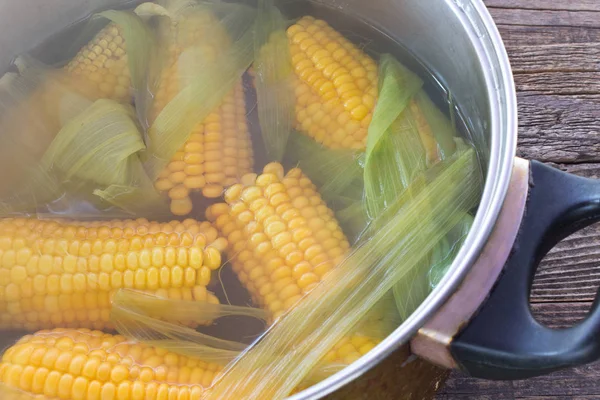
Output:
[{"xmin": 450, "ymin": 160, "xmax": 600, "ymax": 380}]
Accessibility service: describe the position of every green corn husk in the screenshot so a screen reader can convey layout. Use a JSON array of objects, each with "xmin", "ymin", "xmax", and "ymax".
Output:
[
  {"xmin": 285, "ymin": 132, "xmax": 366, "ymax": 240},
  {"xmin": 110, "ymin": 289, "xmax": 369, "ymax": 385},
  {"xmin": 286, "ymin": 132, "xmax": 364, "ymax": 203},
  {"xmin": 393, "ymin": 212, "xmax": 473, "ymax": 320},
  {"xmin": 97, "ymin": 10, "xmax": 153, "ymax": 95},
  {"xmin": 361, "ymin": 55, "xmax": 471, "ymax": 320},
  {"xmin": 111, "ymin": 289, "xmax": 267, "ymax": 364},
  {"xmin": 40, "ymin": 99, "xmax": 168, "ymax": 215},
  {"xmin": 414, "ymin": 90, "xmax": 457, "ymax": 159},
  {"xmin": 352, "ymin": 291, "xmax": 402, "ymax": 339},
  {"xmin": 203, "ymin": 149, "xmax": 482, "ymax": 399},
  {"xmin": 335, "ymin": 201, "xmax": 370, "ymax": 242},
  {"xmin": 41, "ymin": 99, "xmax": 143, "ymax": 186},
  {"xmin": 364, "ymin": 54, "xmax": 424, "ymax": 219},
  {"xmin": 428, "ymin": 213, "xmax": 474, "ymax": 288},
  {"xmin": 144, "ymin": 1, "xmax": 256, "ymax": 179},
  {"xmin": 254, "ymin": 0, "xmax": 295, "ymax": 161},
  {"xmin": 0, "ymin": 54, "xmax": 171, "ymax": 217},
  {"xmin": 0, "ymin": 58, "xmax": 95, "ymax": 214}
]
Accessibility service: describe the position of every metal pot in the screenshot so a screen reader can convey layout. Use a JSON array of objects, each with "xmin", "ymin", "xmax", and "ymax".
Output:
[{"xmin": 2, "ymin": 0, "xmax": 596, "ymax": 399}]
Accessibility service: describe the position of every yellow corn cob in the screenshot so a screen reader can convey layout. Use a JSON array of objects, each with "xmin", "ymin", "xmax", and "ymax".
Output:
[
  {"xmin": 207, "ymin": 162, "xmax": 350, "ymax": 318},
  {"xmin": 287, "ymin": 16, "xmax": 379, "ymax": 150},
  {"xmin": 0, "ymin": 328, "xmax": 221, "ymax": 399},
  {"xmin": 207, "ymin": 162, "xmax": 379, "ymax": 365},
  {"xmin": 153, "ymin": 82, "xmax": 254, "ymax": 216},
  {"xmin": 150, "ymin": 11, "xmax": 254, "ymax": 216},
  {"xmin": 64, "ymin": 23, "xmax": 131, "ymax": 103},
  {"xmin": 0, "ymin": 218, "xmax": 226, "ymax": 331}
]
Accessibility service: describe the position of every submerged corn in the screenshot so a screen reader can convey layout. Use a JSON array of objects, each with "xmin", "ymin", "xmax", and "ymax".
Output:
[
  {"xmin": 154, "ymin": 82, "xmax": 254, "ymax": 216},
  {"xmin": 150, "ymin": 11, "xmax": 254, "ymax": 216},
  {"xmin": 207, "ymin": 162, "xmax": 379, "ymax": 365},
  {"xmin": 65, "ymin": 24, "xmax": 131, "ymax": 103},
  {"xmin": 287, "ymin": 16, "xmax": 378, "ymax": 150},
  {"xmin": 207, "ymin": 162, "xmax": 350, "ymax": 319},
  {"xmin": 0, "ymin": 218, "xmax": 225, "ymax": 331},
  {"xmin": 0, "ymin": 329, "xmax": 222, "ymax": 399}
]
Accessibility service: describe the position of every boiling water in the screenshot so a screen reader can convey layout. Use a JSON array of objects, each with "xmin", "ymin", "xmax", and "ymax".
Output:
[{"xmin": 4, "ymin": 0, "xmax": 479, "ymax": 345}]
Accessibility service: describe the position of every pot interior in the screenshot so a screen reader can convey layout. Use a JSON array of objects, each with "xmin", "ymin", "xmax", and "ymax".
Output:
[{"xmin": 0, "ymin": 0, "xmax": 515, "ymax": 398}]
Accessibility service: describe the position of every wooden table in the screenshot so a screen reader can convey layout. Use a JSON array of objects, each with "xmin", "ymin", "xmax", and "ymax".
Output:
[{"xmin": 437, "ymin": 0, "xmax": 600, "ymax": 398}]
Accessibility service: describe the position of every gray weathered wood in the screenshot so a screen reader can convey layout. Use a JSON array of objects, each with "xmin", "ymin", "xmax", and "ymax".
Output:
[
  {"xmin": 508, "ymin": 43, "xmax": 600, "ymax": 73},
  {"xmin": 485, "ymin": 0, "xmax": 600, "ymax": 11},
  {"xmin": 488, "ymin": 7, "xmax": 600, "ymax": 28},
  {"xmin": 497, "ymin": 25, "xmax": 600, "ymax": 46},
  {"xmin": 438, "ymin": 0, "xmax": 600, "ymax": 398},
  {"xmin": 515, "ymin": 72, "xmax": 600, "ymax": 95},
  {"xmin": 516, "ymin": 93, "xmax": 600, "ymax": 162}
]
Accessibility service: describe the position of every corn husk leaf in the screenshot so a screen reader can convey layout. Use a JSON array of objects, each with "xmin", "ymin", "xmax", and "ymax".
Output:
[
  {"xmin": 112, "ymin": 307, "xmax": 242, "ymax": 364},
  {"xmin": 111, "ymin": 289, "xmax": 268, "ymax": 363},
  {"xmin": 111, "ymin": 290, "xmax": 359, "ymax": 385},
  {"xmin": 145, "ymin": 2, "xmax": 256, "ymax": 179},
  {"xmin": 364, "ymin": 111, "xmax": 427, "ymax": 220},
  {"xmin": 388, "ymin": 92, "xmax": 465, "ymax": 318},
  {"xmin": 352, "ymin": 291, "xmax": 401, "ymax": 339},
  {"xmin": 334, "ymin": 201, "xmax": 369, "ymax": 243},
  {"xmin": 254, "ymin": 0, "xmax": 295, "ymax": 161},
  {"xmin": 204, "ymin": 149, "xmax": 482, "ymax": 399},
  {"xmin": 365, "ymin": 54, "xmax": 422, "ymax": 159},
  {"xmin": 97, "ymin": 10, "xmax": 155, "ymax": 115},
  {"xmin": 39, "ymin": 99, "xmax": 167, "ymax": 215},
  {"xmin": 414, "ymin": 90, "xmax": 457, "ymax": 159},
  {"xmin": 428, "ymin": 213, "xmax": 474, "ymax": 288},
  {"xmin": 114, "ymin": 288, "xmax": 269, "ymax": 322},
  {"xmin": 0, "ymin": 58, "xmax": 97, "ymax": 214},
  {"xmin": 393, "ymin": 212, "xmax": 473, "ymax": 320},
  {"xmin": 287, "ymin": 132, "xmax": 364, "ymax": 202},
  {"xmin": 285, "ymin": 132, "xmax": 366, "ymax": 241},
  {"xmin": 364, "ymin": 54, "xmax": 423, "ymax": 218},
  {"xmin": 41, "ymin": 100, "xmax": 143, "ymax": 185}
]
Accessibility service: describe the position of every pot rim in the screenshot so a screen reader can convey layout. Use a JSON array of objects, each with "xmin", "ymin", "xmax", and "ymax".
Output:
[{"xmin": 290, "ymin": 1, "xmax": 518, "ymax": 398}]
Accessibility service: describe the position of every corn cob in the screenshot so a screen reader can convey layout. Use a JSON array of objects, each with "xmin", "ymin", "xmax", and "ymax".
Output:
[
  {"xmin": 0, "ymin": 328, "xmax": 221, "ymax": 399},
  {"xmin": 207, "ymin": 162, "xmax": 350, "ymax": 318},
  {"xmin": 0, "ymin": 218, "xmax": 225, "ymax": 331},
  {"xmin": 150, "ymin": 11, "xmax": 254, "ymax": 216},
  {"xmin": 153, "ymin": 82, "xmax": 254, "ymax": 216},
  {"xmin": 287, "ymin": 16, "xmax": 379, "ymax": 150},
  {"xmin": 65, "ymin": 24, "xmax": 131, "ymax": 103},
  {"xmin": 207, "ymin": 162, "xmax": 379, "ymax": 364}
]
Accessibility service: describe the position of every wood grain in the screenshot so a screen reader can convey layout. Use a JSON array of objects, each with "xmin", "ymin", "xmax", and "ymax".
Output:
[
  {"xmin": 438, "ymin": 0, "xmax": 600, "ymax": 398},
  {"xmin": 485, "ymin": 0, "xmax": 600, "ymax": 11},
  {"xmin": 516, "ymin": 94, "xmax": 600, "ymax": 162},
  {"xmin": 489, "ymin": 8, "xmax": 600, "ymax": 28}
]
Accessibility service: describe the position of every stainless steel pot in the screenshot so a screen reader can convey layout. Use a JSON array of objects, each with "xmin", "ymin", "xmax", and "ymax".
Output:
[{"xmin": 4, "ymin": 0, "xmax": 597, "ymax": 399}]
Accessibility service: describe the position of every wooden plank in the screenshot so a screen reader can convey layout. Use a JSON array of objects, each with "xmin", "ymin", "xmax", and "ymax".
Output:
[
  {"xmin": 440, "ymin": 361, "xmax": 600, "ymax": 398},
  {"xmin": 512, "ymin": 362, "xmax": 600, "ymax": 398},
  {"xmin": 481, "ymin": 0, "xmax": 600, "ymax": 45},
  {"xmin": 530, "ymin": 300, "xmax": 592, "ymax": 327},
  {"xmin": 515, "ymin": 93, "xmax": 600, "ymax": 163},
  {"xmin": 508, "ymin": 43, "xmax": 600, "ymax": 73},
  {"xmin": 485, "ymin": 0, "xmax": 600, "ymax": 12},
  {"xmin": 497, "ymin": 25, "xmax": 600, "ymax": 46},
  {"xmin": 514, "ymin": 71, "xmax": 600, "ymax": 95},
  {"xmin": 488, "ymin": 7, "xmax": 600, "ymax": 28}
]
